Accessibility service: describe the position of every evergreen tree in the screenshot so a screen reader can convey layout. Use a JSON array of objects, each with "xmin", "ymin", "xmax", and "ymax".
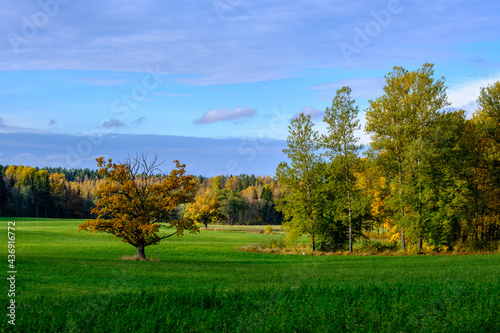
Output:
[
  {"xmin": 260, "ymin": 185, "xmax": 273, "ymax": 202},
  {"xmin": 0, "ymin": 168, "xmax": 7, "ymax": 216}
]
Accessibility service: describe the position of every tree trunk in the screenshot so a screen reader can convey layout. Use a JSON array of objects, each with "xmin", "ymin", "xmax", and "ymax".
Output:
[
  {"xmin": 311, "ymin": 233, "xmax": 315, "ymax": 252},
  {"xmin": 401, "ymin": 228, "xmax": 405, "ymax": 251},
  {"xmin": 346, "ymin": 158, "xmax": 353, "ymax": 254},
  {"xmin": 136, "ymin": 243, "xmax": 146, "ymax": 260},
  {"xmin": 417, "ymin": 158, "xmax": 423, "ymax": 253},
  {"xmin": 349, "ymin": 220, "xmax": 352, "ymax": 253},
  {"xmin": 398, "ymin": 158, "xmax": 406, "ymax": 251}
]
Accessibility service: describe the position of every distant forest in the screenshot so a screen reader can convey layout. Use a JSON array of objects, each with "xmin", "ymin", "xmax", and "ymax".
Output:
[{"xmin": 0, "ymin": 165, "xmax": 283, "ymax": 225}]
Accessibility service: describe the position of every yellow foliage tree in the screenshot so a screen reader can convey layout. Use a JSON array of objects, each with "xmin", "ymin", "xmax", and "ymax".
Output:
[
  {"xmin": 79, "ymin": 153, "xmax": 197, "ymax": 259},
  {"xmin": 184, "ymin": 190, "xmax": 226, "ymax": 229}
]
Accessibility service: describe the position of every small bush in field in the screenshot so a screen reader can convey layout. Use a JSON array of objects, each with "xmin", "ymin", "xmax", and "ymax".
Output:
[
  {"xmin": 358, "ymin": 240, "xmax": 398, "ymax": 253},
  {"xmin": 264, "ymin": 226, "xmax": 273, "ymax": 234},
  {"xmin": 260, "ymin": 237, "xmax": 286, "ymax": 249},
  {"xmin": 238, "ymin": 237, "xmax": 286, "ymax": 253},
  {"xmin": 246, "ymin": 229, "xmax": 264, "ymax": 234}
]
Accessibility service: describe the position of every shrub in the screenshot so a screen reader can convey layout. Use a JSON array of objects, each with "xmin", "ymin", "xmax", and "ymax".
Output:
[
  {"xmin": 357, "ymin": 240, "xmax": 398, "ymax": 253},
  {"xmin": 264, "ymin": 226, "xmax": 273, "ymax": 234},
  {"xmin": 246, "ymin": 229, "xmax": 264, "ymax": 234},
  {"xmin": 260, "ymin": 237, "xmax": 286, "ymax": 249},
  {"xmin": 237, "ymin": 237, "xmax": 287, "ymax": 254}
]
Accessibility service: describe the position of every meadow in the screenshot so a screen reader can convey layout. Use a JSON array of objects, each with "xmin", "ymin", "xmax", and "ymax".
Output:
[{"xmin": 1, "ymin": 218, "xmax": 499, "ymax": 332}]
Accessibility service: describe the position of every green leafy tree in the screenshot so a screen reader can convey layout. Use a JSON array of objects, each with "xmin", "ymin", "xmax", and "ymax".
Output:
[
  {"xmin": 365, "ymin": 63, "xmax": 449, "ymax": 250},
  {"xmin": 423, "ymin": 110, "xmax": 471, "ymax": 248},
  {"xmin": 468, "ymin": 81, "xmax": 500, "ymax": 248},
  {"xmin": 322, "ymin": 86, "xmax": 363, "ymax": 252},
  {"xmin": 217, "ymin": 189, "xmax": 249, "ymax": 225},
  {"xmin": 276, "ymin": 113, "xmax": 324, "ymax": 251},
  {"xmin": 475, "ymin": 81, "xmax": 500, "ymax": 186},
  {"xmin": 212, "ymin": 176, "xmax": 222, "ymax": 191}
]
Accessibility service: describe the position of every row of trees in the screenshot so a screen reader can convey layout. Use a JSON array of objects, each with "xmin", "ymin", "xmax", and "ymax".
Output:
[
  {"xmin": 0, "ymin": 165, "xmax": 95, "ymax": 218},
  {"xmin": 276, "ymin": 86, "xmax": 370, "ymax": 252},
  {"xmin": 77, "ymin": 154, "xmax": 282, "ymax": 259},
  {"xmin": 277, "ymin": 63, "xmax": 500, "ymax": 252},
  {"xmin": 0, "ymin": 164, "xmax": 283, "ymax": 225}
]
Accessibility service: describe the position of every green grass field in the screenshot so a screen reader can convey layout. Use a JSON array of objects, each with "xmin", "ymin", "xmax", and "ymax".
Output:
[{"xmin": 1, "ymin": 218, "xmax": 499, "ymax": 332}]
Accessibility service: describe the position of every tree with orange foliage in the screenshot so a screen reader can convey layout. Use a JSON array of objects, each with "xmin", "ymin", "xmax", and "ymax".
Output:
[{"xmin": 79, "ymin": 153, "xmax": 198, "ymax": 260}]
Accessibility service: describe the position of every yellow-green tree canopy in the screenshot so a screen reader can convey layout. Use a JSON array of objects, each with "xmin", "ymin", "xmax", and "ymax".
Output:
[{"xmin": 184, "ymin": 189, "xmax": 226, "ymax": 229}]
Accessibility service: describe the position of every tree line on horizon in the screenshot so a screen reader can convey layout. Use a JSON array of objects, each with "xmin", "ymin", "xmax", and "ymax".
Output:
[{"xmin": 0, "ymin": 164, "xmax": 283, "ymax": 225}]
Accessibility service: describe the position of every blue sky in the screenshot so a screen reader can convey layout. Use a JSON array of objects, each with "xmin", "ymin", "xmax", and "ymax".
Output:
[{"xmin": 1, "ymin": 0, "xmax": 500, "ymax": 175}]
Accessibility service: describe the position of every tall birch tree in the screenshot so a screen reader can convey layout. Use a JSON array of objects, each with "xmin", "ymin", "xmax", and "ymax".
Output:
[
  {"xmin": 276, "ymin": 114, "xmax": 323, "ymax": 251},
  {"xmin": 321, "ymin": 86, "xmax": 362, "ymax": 253}
]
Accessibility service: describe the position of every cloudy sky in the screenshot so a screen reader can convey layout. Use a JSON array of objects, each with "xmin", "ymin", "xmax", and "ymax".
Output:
[{"xmin": 1, "ymin": 0, "xmax": 500, "ymax": 175}]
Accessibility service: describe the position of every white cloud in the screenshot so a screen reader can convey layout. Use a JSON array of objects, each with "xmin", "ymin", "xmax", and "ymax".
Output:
[
  {"xmin": 447, "ymin": 74, "xmax": 500, "ymax": 117},
  {"xmin": 291, "ymin": 106, "xmax": 324, "ymax": 121},
  {"xmin": 195, "ymin": 107, "xmax": 256, "ymax": 124}
]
